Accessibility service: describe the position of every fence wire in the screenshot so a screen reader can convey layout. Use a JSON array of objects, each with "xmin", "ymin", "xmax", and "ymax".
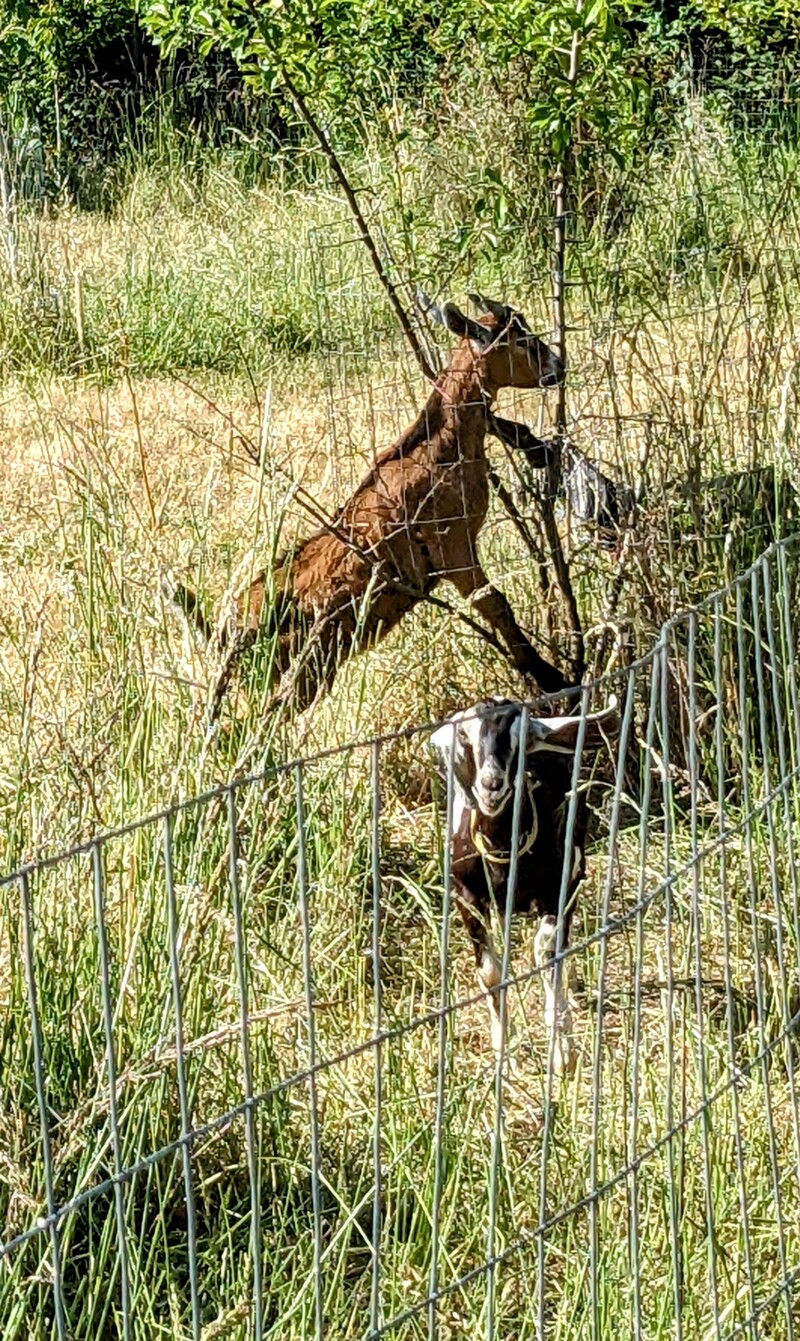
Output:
[
  {"xmin": 2, "ymin": 535, "xmax": 800, "ymax": 1339},
  {"xmin": 301, "ymin": 81, "xmax": 800, "ymax": 692},
  {"xmin": 3, "ymin": 58, "xmax": 800, "ymax": 1341}
]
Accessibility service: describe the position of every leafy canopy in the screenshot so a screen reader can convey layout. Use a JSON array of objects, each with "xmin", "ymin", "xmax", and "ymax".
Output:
[{"xmin": 142, "ymin": 0, "xmax": 649, "ymax": 166}]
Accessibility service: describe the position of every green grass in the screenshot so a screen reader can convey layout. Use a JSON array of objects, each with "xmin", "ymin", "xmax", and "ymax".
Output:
[
  {"xmin": 1, "ymin": 97, "xmax": 800, "ymax": 1338},
  {"xmin": 2, "ymin": 731, "xmax": 799, "ymax": 1339},
  {"xmin": 2, "ymin": 96, "xmax": 798, "ymax": 386}
]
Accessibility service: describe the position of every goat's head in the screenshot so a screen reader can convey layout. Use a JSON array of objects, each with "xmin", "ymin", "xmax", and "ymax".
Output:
[
  {"xmin": 420, "ymin": 291, "xmax": 565, "ymax": 392},
  {"xmin": 430, "ymin": 697, "xmax": 619, "ymax": 819}
]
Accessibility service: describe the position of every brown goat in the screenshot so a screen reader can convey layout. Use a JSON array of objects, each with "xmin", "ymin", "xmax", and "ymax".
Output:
[{"xmin": 171, "ymin": 295, "xmax": 569, "ymax": 715}]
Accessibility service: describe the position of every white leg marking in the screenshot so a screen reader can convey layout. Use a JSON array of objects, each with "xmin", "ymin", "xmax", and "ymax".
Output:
[
  {"xmin": 478, "ymin": 942, "xmax": 506, "ymax": 1057},
  {"xmin": 534, "ymin": 915, "xmax": 575, "ymax": 1076},
  {"xmin": 571, "ymin": 844, "xmax": 583, "ymax": 884}
]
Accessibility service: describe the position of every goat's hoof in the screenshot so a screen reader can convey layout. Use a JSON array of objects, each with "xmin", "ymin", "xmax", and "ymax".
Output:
[{"xmin": 550, "ymin": 1035, "xmax": 577, "ymax": 1078}]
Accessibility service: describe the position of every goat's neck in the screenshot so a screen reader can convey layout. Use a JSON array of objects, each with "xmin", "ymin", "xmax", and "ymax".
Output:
[
  {"xmin": 428, "ymin": 358, "xmax": 493, "ymax": 463},
  {"xmin": 437, "ymin": 349, "xmax": 496, "ymax": 409}
]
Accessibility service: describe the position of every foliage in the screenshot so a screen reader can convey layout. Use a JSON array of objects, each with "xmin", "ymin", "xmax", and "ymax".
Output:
[
  {"xmin": 0, "ymin": 0, "xmax": 267, "ymax": 205},
  {"xmin": 142, "ymin": 0, "xmax": 652, "ymax": 170},
  {"xmin": 0, "ymin": 1, "xmax": 143, "ymax": 132},
  {"xmin": 143, "ymin": 0, "xmax": 450, "ymax": 124},
  {"xmin": 1, "ymin": 0, "xmax": 799, "ymax": 210},
  {"xmin": 0, "ymin": 0, "xmax": 135, "ymax": 77},
  {"xmin": 681, "ymin": 0, "xmax": 800, "ymax": 50},
  {"xmin": 450, "ymin": 0, "xmax": 651, "ymax": 167}
]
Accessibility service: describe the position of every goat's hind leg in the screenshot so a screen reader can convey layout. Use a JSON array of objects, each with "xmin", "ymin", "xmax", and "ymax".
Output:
[
  {"xmin": 534, "ymin": 915, "xmax": 576, "ymax": 1077},
  {"xmin": 449, "ymin": 563, "xmax": 568, "ymax": 696},
  {"xmin": 208, "ymin": 630, "xmax": 254, "ymax": 722}
]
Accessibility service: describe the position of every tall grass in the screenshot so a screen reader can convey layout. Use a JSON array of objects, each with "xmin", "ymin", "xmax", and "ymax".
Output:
[
  {"xmin": 2, "ymin": 96, "xmax": 796, "ymax": 382},
  {"xmin": 2, "ymin": 647, "xmax": 799, "ymax": 1338},
  {"xmin": 1, "ymin": 97, "xmax": 800, "ymax": 1339}
]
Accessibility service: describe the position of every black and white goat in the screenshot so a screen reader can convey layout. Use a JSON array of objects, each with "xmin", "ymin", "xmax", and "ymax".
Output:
[{"xmin": 431, "ymin": 698, "xmax": 618, "ymax": 1075}]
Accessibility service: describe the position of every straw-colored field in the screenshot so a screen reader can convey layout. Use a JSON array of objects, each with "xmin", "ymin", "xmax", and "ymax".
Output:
[{"xmin": 2, "ymin": 119, "xmax": 800, "ymax": 1339}]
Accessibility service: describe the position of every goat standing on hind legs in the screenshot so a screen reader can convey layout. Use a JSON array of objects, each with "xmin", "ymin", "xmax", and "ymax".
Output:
[{"xmin": 168, "ymin": 295, "xmax": 569, "ymax": 718}]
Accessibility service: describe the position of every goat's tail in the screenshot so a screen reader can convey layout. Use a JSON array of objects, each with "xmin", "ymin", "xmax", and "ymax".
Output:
[{"xmin": 161, "ymin": 570, "xmax": 214, "ymax": 644}]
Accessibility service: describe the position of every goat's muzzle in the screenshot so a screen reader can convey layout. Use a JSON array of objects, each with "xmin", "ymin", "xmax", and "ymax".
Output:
[
  {"xmin": 472, "ymin": 764, "xmax": 514, "ymax": 818},
  {"xmin": 473, "ymin": 787, "xmax": 511, "ymax": 819},
  {"xmin": 539, "ymin": 358, "xmax": 565, "ymax": 389}
]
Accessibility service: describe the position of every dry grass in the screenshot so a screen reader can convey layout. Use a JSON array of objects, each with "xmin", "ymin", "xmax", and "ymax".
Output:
[
  {"xmin": 1, "ymin": 348, "xmax": 799, "ymax": 1339},
  {"xmin": 2, "ymin": 110, "xmax": 800, "ymax": 1338}
]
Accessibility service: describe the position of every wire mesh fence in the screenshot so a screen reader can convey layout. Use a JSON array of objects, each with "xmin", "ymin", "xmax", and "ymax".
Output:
[
  {"xmin": 3, "ymin": 44, "xmax": 800, "ymax": 1341},
  {"xmin": 299, "ymin": 76, "xmax": 800, "ymax": 697},
  {"xmin": 2, "ymin": 534, "xmax": 800, "ymax": 1339}
]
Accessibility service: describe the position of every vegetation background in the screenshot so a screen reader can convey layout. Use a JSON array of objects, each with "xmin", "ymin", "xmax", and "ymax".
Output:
[{"xmin": 2, "ymin": 3, "xmax": 800, "ymax": 1339}]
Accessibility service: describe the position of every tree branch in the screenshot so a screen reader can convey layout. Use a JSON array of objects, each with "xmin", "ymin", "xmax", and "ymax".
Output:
[{"xmin": 246, "ymin": 5, "xmax": 436, "ymax": 385}]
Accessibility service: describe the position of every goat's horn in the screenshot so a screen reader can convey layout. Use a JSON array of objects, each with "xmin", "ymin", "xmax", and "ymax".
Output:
[
  {"xmin": 468, "ymin": 293, "xmax": 509, "ymax": 322},
  {"xmin": 416, "ymin": 289, "xmax": 434, "ymax": 312},
  {"xmin": 417, "ymin": 289, "xmax": 447, "ymax": 327}
]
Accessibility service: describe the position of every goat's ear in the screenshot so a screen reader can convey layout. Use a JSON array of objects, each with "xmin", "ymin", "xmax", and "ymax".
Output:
[
  {"xmin": 429, "ymin": 716, "xmax": 475, "ymax": 795},
  {"xmin": 420, "ymin": 294, "xmax": 488, "ymax": 344},
  {"xmin": 440, "ymin": 302, "xmax": 493, "ymax": 347},
  {"xmin": 527, "ymin": 699, "xmax": 620, "ymax": 754}
]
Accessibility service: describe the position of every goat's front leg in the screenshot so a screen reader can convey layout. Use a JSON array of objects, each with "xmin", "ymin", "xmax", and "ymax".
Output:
[
  {"xmin": 488, "ymin": 414, "xmax": 555, "ymax": 470},
  {"xmin": 450, "ymin": 565, "xmax": 568, "ymax": 695},
  {"xmin": 481, "ymin": 943, "xmax": 506, "ymax": 1058},
  {"xmin": 534, "ymin": 915, "xmax": 576, "ymax": 1077},
  {"xmin": 456, "ymin": 893, "xmax": 508, "ymax": 1057}
]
